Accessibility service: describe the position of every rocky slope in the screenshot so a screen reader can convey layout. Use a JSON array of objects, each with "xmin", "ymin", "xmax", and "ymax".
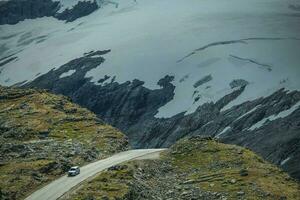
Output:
[
  {"xmin": 24, "ymin": 50, "xmax": 300, "ymax": 181},
  {"xmin": 65, "ymin": 136, "xmax": 300, "ymax": 200},
  {"xmin": 0, "ymin": 86, "xmax": 129, "ymax": 200}
]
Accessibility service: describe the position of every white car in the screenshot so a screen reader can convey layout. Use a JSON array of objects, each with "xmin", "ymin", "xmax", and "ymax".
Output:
[{"xmin": 68, "ymin": 166, "xmax": 80, "ymax": 176}]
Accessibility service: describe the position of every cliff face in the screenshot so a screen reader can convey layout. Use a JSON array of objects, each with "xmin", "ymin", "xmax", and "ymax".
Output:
[
  {"xmin": 66, "ymin": 136, "xmax": 300, "ymax": 200},
  {"xmin": 0, "ymin": 86, "xmax": 129, "ymax": 200}
]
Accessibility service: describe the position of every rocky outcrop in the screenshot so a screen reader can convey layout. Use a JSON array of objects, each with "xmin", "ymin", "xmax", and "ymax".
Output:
[
  {"xmin": 25, "ymin": 50, "xmax": 300, "ymax": 181},
  {"xmin": 55, "ymin": 1, "xmax": 98, "ymax": 22},
  {"xmin": 193, "ymin": 75, "xmax": 212, "ymax": 88},
  {"xmin": 0, "ymin": 86, "xmax": 129, "ymax": 200},
  {"xmin": 0, "ymin": 0, "xmax": 60, "ymax": 25},
  {"xmin": 0, "ymin": 0, "xmax": 101, "ymax": 25}
]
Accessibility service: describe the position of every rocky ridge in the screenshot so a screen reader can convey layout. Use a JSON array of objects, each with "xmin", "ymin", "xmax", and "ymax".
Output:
[{"xmin": 0, "ymin": 86, "xmax": 129, "ymax": 200}]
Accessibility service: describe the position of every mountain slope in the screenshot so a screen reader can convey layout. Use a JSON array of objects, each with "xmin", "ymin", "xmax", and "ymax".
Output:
[
  {"xmin": 65, "ymin": 136, "xmax": 300, "ymax": 200},
  {"xmin": 1, "ymin": 0, "xmax": 300, "ymax": 181},
  {"xmin": 24, "ymin": 49, "xmax": 300, "ymax": 181},
  {"xmin": 0, "ymin": 86, "xmax": 129, "ymax": 200}
]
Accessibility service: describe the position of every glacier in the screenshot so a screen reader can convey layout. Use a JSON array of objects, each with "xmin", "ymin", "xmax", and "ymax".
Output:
[{"xmin": 0, "ymin": 0, "xmax": 300, "ymax": 118}]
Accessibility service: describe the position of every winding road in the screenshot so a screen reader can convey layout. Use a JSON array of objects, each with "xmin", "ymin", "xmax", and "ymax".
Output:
[{"xmin": 25, "ymin": 149, "xmax": 166, "ymax": 200}]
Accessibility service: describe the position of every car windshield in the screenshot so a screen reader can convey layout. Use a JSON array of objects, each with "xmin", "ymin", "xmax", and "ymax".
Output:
[{"xmin": 70, "ymin": 168, "xmax": 77, "ymax": 171}]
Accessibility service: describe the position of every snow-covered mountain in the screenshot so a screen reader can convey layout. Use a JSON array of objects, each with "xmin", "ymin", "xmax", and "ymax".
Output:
[
  {"xmin": 1, "ymin": 0, "xmax": 300, "ymax": 113},
  {"xmin": 1, "ymin": 0, "xmax": 300, "ymax": 179}
]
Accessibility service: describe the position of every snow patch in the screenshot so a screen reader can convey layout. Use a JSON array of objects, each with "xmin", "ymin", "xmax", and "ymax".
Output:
[
  {"xmin": 234, "ymin": 105, "xmax": 261, "ymax": 122},
  {"xmin": 248, "ymin": 101, "xmax": 300, "ymax": 130},
  {"xmin": 281, "ymin": 156, "xmax": 291, "ymax": 166},
  {"xmin": 202, "ymin": 120, "xmax": 214, "ymax": 128},
  {"xmin": 57, "ymin": 0, "xmax": 94, "ymax": 13},
  {"xmin": 59, "ymin": 69, "xmax": 76, "ymax": 78},
  {"xmin": 215, "ymin": 126, "xmax": 231, "ymax": 138}
]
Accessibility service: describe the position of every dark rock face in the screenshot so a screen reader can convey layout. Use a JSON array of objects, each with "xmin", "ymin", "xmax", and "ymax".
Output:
[
  {"xmin": 230, "ymin": 79, "xmax": 249, "ymax": 89},
  {"xmin": 25, "ymin": 50, "xmax": 175, "ymax": 138},
  {"xmin": 55, "ymin": 1, "xmax": 98, "ymax": 22},
  {"xmin": 0, "ymin": 0, "xmax": 60, "ymax": 25},
  {"xmin": 25, "ymin": 50, "xmax": 300, "ymax": 180},
  {"xmin": 193, "ymin": 74, "xmax": 212, "ymax": 88},
  {"xmin": 0, "ymin": 0, "xmax": 100, "ymax": 25}
]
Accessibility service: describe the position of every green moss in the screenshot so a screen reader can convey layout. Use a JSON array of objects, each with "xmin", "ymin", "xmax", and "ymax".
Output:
[
  {"xmin": 0, "ymin": 86, "xmax": 127, "ymax": 148},
  {"xmin": 69, "ymin": 165, "xmax": 133, "ymax": 200},
  {"xmin": 0, "ymin": 160, "xmax": 56, "ymax": 199},
  {"xmin": 0, "ymin": 86, "xmax": 129, "ymax": 199},
  {"xmin": 168, "ymin": 137, "xmax": 300, "ymax": 200},
  {"xmin": 63, "ymin": 137, "xmax": 300, "ymax": 200}
]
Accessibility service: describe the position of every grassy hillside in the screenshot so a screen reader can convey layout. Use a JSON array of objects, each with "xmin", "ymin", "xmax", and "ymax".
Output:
[
  {"xmin": 168, "ymin": 137, "xmax": 300, "ymax": 199},
  {"xmin": 67, "ymin": 137, "xmax": 300, "ymax": 200},
  {"xmin": 1, "ymin": 86, "xmax": 299, "ymax": 200},
  {"xmin": 0, "ymin": 86, "xmax": 129, "ymax": 200}
]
